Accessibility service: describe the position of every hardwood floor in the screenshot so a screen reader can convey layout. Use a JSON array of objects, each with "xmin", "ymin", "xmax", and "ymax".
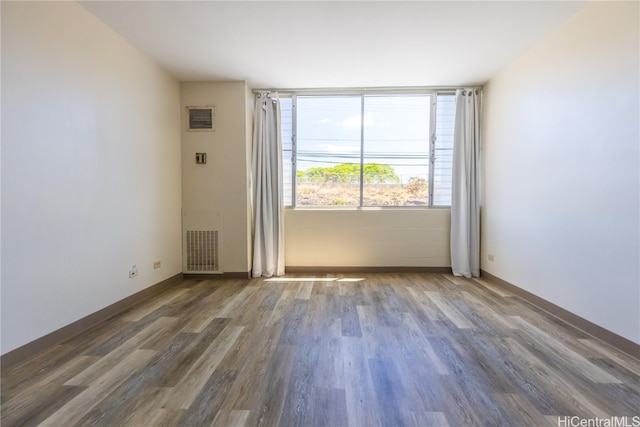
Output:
[{"xmin": 2, "ymin": 273, "xmax": 639, "ymax": 426}]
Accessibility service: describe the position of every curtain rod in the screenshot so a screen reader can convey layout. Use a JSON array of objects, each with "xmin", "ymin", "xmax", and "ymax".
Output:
[{"xmin": 252, "ymin": 85, "xmax": 483, "ymax": 94}]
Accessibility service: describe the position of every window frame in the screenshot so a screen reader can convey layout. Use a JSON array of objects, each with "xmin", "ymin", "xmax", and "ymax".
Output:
[{"xmin": 280, "ymin": 88, "xmax": 456, "ymax": 209}]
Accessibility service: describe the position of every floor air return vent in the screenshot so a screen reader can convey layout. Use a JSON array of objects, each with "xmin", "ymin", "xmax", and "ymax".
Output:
[{"xmin": 182, "ymin": 210, "xmax": 222, "ymax": 274}]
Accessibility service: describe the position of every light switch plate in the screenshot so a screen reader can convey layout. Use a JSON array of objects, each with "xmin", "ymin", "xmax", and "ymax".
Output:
[{"xmin": 195, "ymin": 153, "xmax": 207, "ymax": 164}]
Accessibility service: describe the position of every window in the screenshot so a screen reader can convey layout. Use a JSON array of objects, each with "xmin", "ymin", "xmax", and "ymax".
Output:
[{"xmin": 280, "ymin": 90, "xmax": 455, "ymax": 207}]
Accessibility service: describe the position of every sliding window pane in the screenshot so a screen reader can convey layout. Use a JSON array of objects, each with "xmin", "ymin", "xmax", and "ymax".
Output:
[
  {"xmin": 296, "ymin": 96, "xmax": 362, "ymax": 206},
  {"xmin": 362, "ymin": 95, "xmax": 430, "ymax": 206},
  {"xmin": 279, "ymin": 96, "xmax": 293, "ymax": 206}
]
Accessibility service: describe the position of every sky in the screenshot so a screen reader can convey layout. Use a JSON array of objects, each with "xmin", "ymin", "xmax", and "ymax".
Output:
[{"xmin": 286, "ymin": 94, "xmax": 433, "ymax": 183}]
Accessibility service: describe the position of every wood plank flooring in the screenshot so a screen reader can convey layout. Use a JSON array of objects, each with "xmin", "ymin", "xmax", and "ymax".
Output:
[{"xmin": 2, "ymin": 273, "xmax": 639, "ymax": 426}]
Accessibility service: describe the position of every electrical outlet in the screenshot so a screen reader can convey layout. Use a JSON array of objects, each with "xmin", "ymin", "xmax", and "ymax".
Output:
[
  {"xmin": 153, "ymin": 261, "xmax": 161, "ymax": 269},
  {"xmin": 488, "ymin": 254, "xmax": 495, "ymax": 262},
  {"xmin": 129, "ymin": 265, "xmax": 138, "ymax": 278}
]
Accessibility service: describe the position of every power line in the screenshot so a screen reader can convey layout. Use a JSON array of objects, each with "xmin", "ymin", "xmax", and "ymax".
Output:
[
  {"xmin": 299, "ymin": 140, "xmax": 429, "ymax": 142},
  {"xmin": 298, "ymin": 152, "xmax": 429, "ymax": 159},
  {"xmin": 297, "ymin": 158, "xmax": 431, "ymax": 167}
]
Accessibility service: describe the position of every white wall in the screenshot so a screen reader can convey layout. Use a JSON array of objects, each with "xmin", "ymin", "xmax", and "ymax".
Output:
[
  {"xmin": 285, "ymin": 209, "xmax": 451, "ymax": 267},
  {"xmin": 245, "ymin": 86, "xmax": 255, "ymax": 268},
  {"xmin": 482, "ymin": 1, "xmax": 639, "ymax": 343},
  {"xmin": 1, "ymin": 2, "xmax": 182, "ymax": 354},
  {"xmin": 181, "ymin": 81, "xmax": 252, "ymax": 273}
]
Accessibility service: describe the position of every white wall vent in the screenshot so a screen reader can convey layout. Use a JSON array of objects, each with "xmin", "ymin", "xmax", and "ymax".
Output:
[
  {"xmin": 186, "ymin": 106, "xmax": 214, "ymax": 131},
  {"xmin": 183, "ymin": 210, "xmax": 222, "ymax": 273}
]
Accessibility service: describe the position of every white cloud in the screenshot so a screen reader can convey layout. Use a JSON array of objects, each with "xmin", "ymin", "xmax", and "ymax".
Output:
[
  {"xmin": 318, "ymin": 144, "xmax": 359, "ymax": 153},
  {"xmin": 342, "ymin": 114, "xmax": 373, "ymax": 129}
]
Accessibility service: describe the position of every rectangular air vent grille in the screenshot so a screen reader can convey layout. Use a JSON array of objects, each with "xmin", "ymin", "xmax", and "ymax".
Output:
[
  {"xmin": 186, "ymin": 230, "xmax": 219, "ymax": 272},
  {"xmin": 187, "ymin": 106, "xmax": 214, "ymax": 131}
]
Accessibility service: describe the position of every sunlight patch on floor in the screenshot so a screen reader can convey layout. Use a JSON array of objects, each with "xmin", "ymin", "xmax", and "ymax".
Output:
[{"xmin": 264, "ymin": 277, "xmax": 365, "ymax": 282}]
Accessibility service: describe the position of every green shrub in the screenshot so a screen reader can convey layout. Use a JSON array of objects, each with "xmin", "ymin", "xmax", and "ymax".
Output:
[{"xmin": 297, "ymin": 163, "xmax": 399, "ymax": 184}]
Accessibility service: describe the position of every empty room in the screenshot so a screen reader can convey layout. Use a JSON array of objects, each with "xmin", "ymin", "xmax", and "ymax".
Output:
[{"xmin": 1, "ymin": 1, "xmax": 639, "ymax": 426}]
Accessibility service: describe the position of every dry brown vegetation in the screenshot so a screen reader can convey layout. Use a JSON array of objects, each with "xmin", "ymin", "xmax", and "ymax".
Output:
[{"xmin": 296, "ymin": 183, "xmax": 428, "ymax": 206}]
